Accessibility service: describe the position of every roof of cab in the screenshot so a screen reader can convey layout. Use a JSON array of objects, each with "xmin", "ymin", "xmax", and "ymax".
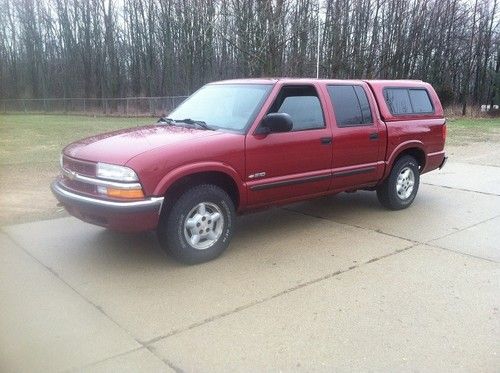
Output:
[
  {"xmin": 211, "ymin": 78, "xmax": 279, "ymax": 84},
  {"xmin": 212, "ymin": 77, "xmax": 364, "ymax": 85},
  {"xmin": 211, "ymin": 77, "xmax": 425, "ymax": 85}
]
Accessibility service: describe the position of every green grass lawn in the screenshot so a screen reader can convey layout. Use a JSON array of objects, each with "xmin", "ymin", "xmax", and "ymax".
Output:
[
  {"xmin": 446, "ymin": 117, "xmax": 500, "ymax": 145},
  {"xmin": 447, "ymin": 117, "xmax": 499, "ymax": 127},
  {"xmin": 0, "ymin": 114, "xmax": 155, "ymax": 166}
]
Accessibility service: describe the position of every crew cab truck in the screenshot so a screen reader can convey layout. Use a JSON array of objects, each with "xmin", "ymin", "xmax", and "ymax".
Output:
[{"xmin": 52, "ymin": 78, "xmax": 447, "ymax": 263}]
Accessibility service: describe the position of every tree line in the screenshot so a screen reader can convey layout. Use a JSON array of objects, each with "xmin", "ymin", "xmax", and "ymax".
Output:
[{"xmin": 0, "ymin": 0, "xmax": 498, "ymax": 113}]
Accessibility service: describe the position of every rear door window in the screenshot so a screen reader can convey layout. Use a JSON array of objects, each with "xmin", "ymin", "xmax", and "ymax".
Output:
[
  {"xmin": 354, "ymin": 86, "xmax": 373, "ymax": 124},
  {"xmin": 327, "ymin": 85, "xmax": 373, "ymax": 127}
]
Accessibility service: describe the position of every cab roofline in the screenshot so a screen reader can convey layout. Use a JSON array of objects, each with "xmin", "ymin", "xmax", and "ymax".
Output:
[{"xmin": 210, "ymin": 77, "xmax": 426, "ymax": 86}]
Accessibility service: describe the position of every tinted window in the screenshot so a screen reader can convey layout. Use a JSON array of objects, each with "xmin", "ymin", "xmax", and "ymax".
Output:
[
  {"xmin": 327, "ymin": 85, "xmax": 373, "ymax": 126},
  {"xmin": 354, "ymin": 86, "xmax": 373, "ymax": 123},
  {"xmin": 409, "ymin": 89, "xmax": 433, "ymax": 113},
  {"xmin": 384, "ymin": 88, "xmax": 412, "ymax": 115},
  {"xmin": 384, "ymin": 88, "xmax": 434, "ymax": 115},
  {"xmin": 269, "ymin": 86, "xmax": 325, "ymax": 131}
]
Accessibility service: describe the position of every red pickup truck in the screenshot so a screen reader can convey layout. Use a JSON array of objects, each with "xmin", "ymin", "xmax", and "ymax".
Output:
[{"xmin": 52, "ymin": 78, "xmax": 447, "ymax": 263}]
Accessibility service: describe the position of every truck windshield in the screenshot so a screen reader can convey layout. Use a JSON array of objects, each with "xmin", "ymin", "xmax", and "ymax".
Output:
[{"xmin": 168, "ymin": 84, "xmax": 272, "ymax": 132}]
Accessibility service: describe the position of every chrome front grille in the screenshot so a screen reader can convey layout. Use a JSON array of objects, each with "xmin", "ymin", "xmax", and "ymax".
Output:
[
  {"xmin": 62, "ymin": 155, "xmax": 96, "ymax": 177},
  {"xmin": 61, "ymin": 155, "xmax": 98, "ymax": 195},
  {"xmin": 62, "ymin": 178, "xmax": 97, "ymax": 195}
]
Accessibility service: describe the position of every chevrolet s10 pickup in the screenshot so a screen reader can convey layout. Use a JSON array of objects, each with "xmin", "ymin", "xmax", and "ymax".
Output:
[{"xmin": 52, "ymin": 78, "xmax": 447, "ymax": 263}]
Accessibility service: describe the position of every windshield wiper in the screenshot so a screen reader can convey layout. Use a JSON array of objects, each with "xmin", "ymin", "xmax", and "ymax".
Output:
[
  {"xmin": 176, "ymin": 118, "xmax": 213, "ymax": 130},
  {"xmin": 157, "ymin": 117, "xmax": 175, "ymax": 125},
  {"xmin": 157, "ymin": 117, "xmax": 213, "ymax": 130}
]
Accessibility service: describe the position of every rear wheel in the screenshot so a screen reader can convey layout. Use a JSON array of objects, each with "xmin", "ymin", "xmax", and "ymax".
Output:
[
  {"xmin": 377, "ymin": 155, "xmax": 420, "ymax": 210},
  {"xmin": 157, "ymin": 184, "xmax": 235, "ymax": 264}
]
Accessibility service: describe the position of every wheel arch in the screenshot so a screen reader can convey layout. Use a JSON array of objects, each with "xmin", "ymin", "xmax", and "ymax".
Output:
[
  {"xmin": 384, "ymin": 142, "xmax": 426, "ymax": 180},
  {"xmin": 154, "ymin": 162, "xmax": 245, "ymax": 213}
]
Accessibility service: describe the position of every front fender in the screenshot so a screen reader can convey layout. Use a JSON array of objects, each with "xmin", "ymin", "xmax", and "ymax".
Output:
[{"xmin": 153, "ymin": 161, "xmax": 247, "ymax": 207}]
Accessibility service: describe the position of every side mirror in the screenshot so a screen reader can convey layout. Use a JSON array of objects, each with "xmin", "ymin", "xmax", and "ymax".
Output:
[{"xmin": 256, "ymin": 113, "xmax": 293, "ymax": 135}]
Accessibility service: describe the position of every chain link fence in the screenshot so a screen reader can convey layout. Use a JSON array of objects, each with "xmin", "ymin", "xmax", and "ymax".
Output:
[{"xmin": 0, "ymin": 96, "xmax": 189, "ymax": 116}]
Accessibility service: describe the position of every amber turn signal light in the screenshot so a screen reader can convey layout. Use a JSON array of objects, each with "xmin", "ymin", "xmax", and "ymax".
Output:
[{"xmin": 106, "ymin": 187, "xmax": 144, "ymax": 199}]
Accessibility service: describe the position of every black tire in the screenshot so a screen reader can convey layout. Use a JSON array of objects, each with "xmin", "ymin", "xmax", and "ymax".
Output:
[
  {"xmin": 376, "ymin": 155, "xmax": 420, "ymax": 210},
  {"xmin": 157, "ymin": 184, "xmax": 235, "ymax": 264}
]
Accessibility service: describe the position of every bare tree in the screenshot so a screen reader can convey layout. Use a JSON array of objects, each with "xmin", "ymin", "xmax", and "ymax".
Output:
[{"xmin": 0, "ymin": 0, "xmax": 498, "ymax": 112}]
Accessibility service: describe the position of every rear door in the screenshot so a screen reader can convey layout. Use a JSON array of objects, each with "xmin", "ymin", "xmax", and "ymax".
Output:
[
  {"xmin": 245, "ymin": 83, "xmax": 333, "ymax": 206},
  {"xmin": 325, "ymin": 83, "xmax": 386, "ymax": 190}
]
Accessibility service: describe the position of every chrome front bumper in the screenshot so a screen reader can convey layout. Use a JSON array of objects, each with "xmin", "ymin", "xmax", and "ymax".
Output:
[{"xmin": 51, "ymin": 181, "xmax": 164, "ymax": 214}]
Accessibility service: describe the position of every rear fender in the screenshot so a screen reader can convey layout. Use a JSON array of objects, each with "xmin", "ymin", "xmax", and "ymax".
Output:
[{"xmin": 383, "ymin": 141, "xmax": 425, "ymax": 180}]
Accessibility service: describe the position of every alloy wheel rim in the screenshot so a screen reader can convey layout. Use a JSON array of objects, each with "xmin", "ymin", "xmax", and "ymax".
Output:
[
  {"xmin": 396, "ymin": 167, "xmax": 415, "ymax": 200},
  {"xmin": 183, "ymin": 202, "xmax": 224, "ymax": 250}
]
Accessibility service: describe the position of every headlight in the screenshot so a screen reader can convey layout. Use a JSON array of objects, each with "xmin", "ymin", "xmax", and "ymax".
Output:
[{"xmin": 96, "ymin": 162, "xmax": 139, "ymax": 182}]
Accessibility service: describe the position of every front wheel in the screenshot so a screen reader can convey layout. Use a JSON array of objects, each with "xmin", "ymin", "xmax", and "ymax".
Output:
[
  {"xmin": 376, "ymin": 155, "xmax": 420, "ymax": 210},
  {"xmin": 157, "ymin": 184, "xmax": 235, "ymax": 264}
]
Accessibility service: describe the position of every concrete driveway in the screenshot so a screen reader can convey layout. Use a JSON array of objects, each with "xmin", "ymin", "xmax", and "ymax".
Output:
[{"xmin": 1, "ymin": 156, "xmax": 499, "ymax": 372}]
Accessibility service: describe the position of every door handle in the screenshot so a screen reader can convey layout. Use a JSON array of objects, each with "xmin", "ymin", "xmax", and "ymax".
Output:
[
  {"xmin": 320, "ymin": 137, "xmax": 333, "ymax": 145},
  {"xmin": 369, "ymin": 132, "xmax": 379, "ymax": 140}
]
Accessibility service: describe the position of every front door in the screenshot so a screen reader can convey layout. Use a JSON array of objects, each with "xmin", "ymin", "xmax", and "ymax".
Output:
[{"xmin": 245, "ymin": 84, "xmax": 333, "ymax": 207}]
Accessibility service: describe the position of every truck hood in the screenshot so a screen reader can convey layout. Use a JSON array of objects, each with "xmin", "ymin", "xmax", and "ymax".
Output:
[{"xmin": 63, "ymin": 124, "xmax": 221, "ymax": 165}]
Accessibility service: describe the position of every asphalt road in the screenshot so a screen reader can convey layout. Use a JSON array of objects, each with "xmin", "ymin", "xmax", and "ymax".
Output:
[{"xmin": 1, "ymin": 157, "xmax": 499, "ymax": 372}]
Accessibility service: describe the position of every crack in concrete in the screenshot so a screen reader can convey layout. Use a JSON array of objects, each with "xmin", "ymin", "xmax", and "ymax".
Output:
[
  {"xmin": 422, "ymin": 214, "xmax": 500, "ymax": 264},
  {"xmin": 68, "ymin": 206, "xmax": 499, "ymax": 349},
  {"xmin": 441, "ymin": 160, "xmax": 500, "ymax": 168},
  {"xmin": 1, "ymin": 229, "xmax": 137, "ymax": 338},
  {"xmin": 422, "ymin": 182, "xmax": 500, "ymax": 196},
  {"xmin": 145, "ymin": 345, "xmax": 185, "ymax": 373},
  {"xmin": 74, "ymin": 345, "xmax": 184, "ymax": 373},
  {"xmin": 285, "ymin": 206, "xmax": 499, "ymax": 266},
  {"xmin": 423, "ymin": 243, "xmax": 499, "ymax": 264},
  {"xmin": 0, "ymin": 228, "xmax": 180, "ymax": 372},
  {"xmin": 65, "ymin": 347, "xmax": 144, "ymax": 372},
  {"xmin": 426, "ymin": 214, "xmax": 500, "ymax": 244},
  {"xmin": 282, "ymin": 207, "xmax": 420, "ymax": 244},
  {"xmin": 141, "ymin": 244, "xmax": 417, "ymax": 346}
]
